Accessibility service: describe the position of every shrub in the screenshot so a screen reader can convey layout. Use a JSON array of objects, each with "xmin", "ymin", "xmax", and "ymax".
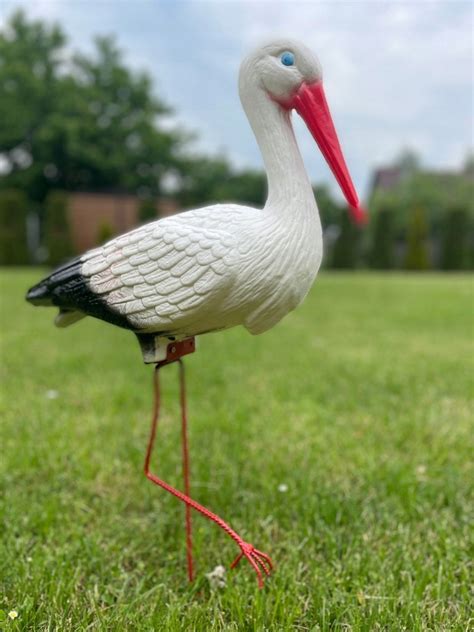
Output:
[
  {"xmin": 97, "ymin": 221, "xmax": 114, "ymax": 245},
  {"xmin": 440, "ymin": 206, "xmax": 471, "ymax": 270},
  {"xmin": 404, "ymin": 207, "xmax": 430, "ymax": 270},
  {"xmin": 139, "ymin": 199, "xmax": 158, "ymax": 223},
  {"xmin": 331, "ymin": 212, "xmax": 361, "ymax": 269},
  {"xmin": 369, "ymin": 206, "xmax": 396, "ymax": 269},
  {"xmin": 0, "ymin": 189, "xmax": 29, "ymax": 265},
  {"xmin": 44, "ymin": 190, "xmax": 74, "ymax": 265}
]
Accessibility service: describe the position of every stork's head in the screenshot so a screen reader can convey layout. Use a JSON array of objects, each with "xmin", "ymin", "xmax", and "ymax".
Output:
[{"xmin": 239, "ymin": 38, "xmax": 366, "ymax": 224}]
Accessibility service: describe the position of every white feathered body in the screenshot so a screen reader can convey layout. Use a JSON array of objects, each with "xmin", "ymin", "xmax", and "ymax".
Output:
[{"xmin": 81, "ymin": 200, "xmax": 322, "ymax": 337}]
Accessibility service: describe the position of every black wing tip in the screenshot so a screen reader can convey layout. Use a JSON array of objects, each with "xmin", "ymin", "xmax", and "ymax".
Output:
[
  {"xmin": 25, "ymin": 256, "xmax": 83, "ymax": 306},
  {"xmin": 25, "ymin": 255, "xmax": 132, "ymax": 330},
  {"xmin": 26, "ymin": 282, "xmax": 53, "ymax": 306}
]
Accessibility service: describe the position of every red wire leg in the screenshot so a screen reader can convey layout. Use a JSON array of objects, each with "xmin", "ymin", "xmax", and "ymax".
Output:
[
  {"xmin": 143, "ymin": 359, "xmax": 273, "ymax": 588},
  {"xmin": 179, "ymin": 360, "xmax": 193, "ymax": 582}
]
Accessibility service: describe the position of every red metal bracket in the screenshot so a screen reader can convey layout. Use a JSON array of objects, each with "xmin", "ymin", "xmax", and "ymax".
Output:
[{"xmin": 158, "ymin": 338, "xmax": 196, "ymax": 367}]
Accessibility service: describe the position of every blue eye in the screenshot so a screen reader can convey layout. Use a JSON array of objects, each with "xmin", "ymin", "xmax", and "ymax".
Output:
[{"xmin": 280, "ymin": 51, "xmax": 294, "ymax": 67}]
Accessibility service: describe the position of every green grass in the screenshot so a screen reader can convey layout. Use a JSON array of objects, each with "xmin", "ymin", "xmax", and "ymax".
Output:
[{"xmin": 1, "ymin": 269, "xmax": 473, "ymax": 631}]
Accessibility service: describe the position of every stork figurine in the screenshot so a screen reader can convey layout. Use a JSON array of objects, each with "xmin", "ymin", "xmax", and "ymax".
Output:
[{"xmin": 26, "ymin": 39, "xmax": 365, "ymax": 588}]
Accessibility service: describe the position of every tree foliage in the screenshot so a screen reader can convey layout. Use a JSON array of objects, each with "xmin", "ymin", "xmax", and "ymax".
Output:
[
  {"xmin": 44, "ymin": 190, "xmax": 73, "ymax": 265},
  {"xmin": 313, "ymin": 184, "xmax": 344, "ymax": 228},
  {"xmin": 404, "ymin": 207, "xmax": 430, "ymax": 270},
  {"xmin": 370, "ymin": 171, "xmax": 474, "ymax": 237},
  {"xmin": 0, "ymin": 11, "xmax": 186, "ymax": 202},
  {"xmin": 177, "ymin": 156, "xmax": 266, "ymax": 209},
  {"xmin": 369, "ymin": 206, "xmax": 396, "ymax": 269},
  {"xmin": 0, "ymin": 189, "xmax": 29, "ymax": 264},
  {"xmin": 139, "ymin": 199, "xmax": 158, "ymax": 223},
  {"xmin": 332, "ymin": 212, "xmax": 361, "ymax": 269},
  {"xmin": 96, "ymin": 221, "xmax": 114, "ymax": 245},
  {"xmin": 440, "ymin": 207, "xmax": 472, "ymax": 270}
]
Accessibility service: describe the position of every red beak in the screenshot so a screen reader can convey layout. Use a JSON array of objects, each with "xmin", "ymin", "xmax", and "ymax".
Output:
[{"xmin": 288, "ymin": 81, "xmax": 366, "ymax": 224}]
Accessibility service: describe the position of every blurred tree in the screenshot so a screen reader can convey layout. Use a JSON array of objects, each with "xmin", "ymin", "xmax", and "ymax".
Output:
[
  {"xmin": 313, "ymin": 184, "xmax": 343, "ymax": 228},
  {"xmin": 178, "ymin": 156, "xmax": 230, "ymax": 207},
  {"xmin": 0, "ymin": 189, "xmax": 29, "ymax": 264},
  {"xmin": 139, "ymin": 198, "xmax": 158, "ymax": 223},
  {"xmin": 0, "ymin": 11, "xmax": 188, "ymax": 202},
  {"xmin": 369, "ymin": 206, "xmax": 396, "ymax": 269},
  {"xmin": 369, "ymin": 161, "xmax": 474, "ymax": 272},
  {"xmin": 177, "ymin": 154, "xmax": 267, "ymax": 209},
  {"xmin": 97, "ymin": 221, "xmax": 114, "ymax": 245},
  {"xmin": 331, "ymin": 212, "xmax": 361, "ymax": 269},
  {"xmin": 44, "ymin": 190, "xmax": 73, "ymax": 265},
  {"xmin": 66, "ymin": 37, "xmax": 189, "ymax": 194},
  {"xmin": 404, "ymin": 207, "xmax": 430, "ymax": 270},
  {"xmin": 371, "ymin": 171, "xmax": 474, "ymax": 237},
  {"xmin": 440, "ymin": 206, "xmax": 471, "ymax": 270},
  {"xmin": 0, "ymin": 11, "xmax": 65, "ymax": 201},
  {"xmin": 212, "ymin": 169, "xmax": 266, "ymax": 207}
]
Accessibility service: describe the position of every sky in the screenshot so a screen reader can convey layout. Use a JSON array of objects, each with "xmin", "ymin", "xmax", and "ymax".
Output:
[{"xmin": 1, "ymin": 0, "xmax": 473, "ymax": 200}]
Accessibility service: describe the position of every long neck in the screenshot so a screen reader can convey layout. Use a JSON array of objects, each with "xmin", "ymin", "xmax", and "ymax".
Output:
[{"xmin": 240, "ymin": 84, "xmax": 316, "ymax": 211}]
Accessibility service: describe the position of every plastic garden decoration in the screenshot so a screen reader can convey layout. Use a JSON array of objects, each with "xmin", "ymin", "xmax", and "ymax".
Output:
[{"xmin": 27, "ymin": 38, "xmax": 365, "ymax": 588}]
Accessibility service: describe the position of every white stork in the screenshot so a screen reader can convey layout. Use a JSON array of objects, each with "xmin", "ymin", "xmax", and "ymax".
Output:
[{"xmin": 27, "ymin": 39, "xmax": 365, "ymax": 587}]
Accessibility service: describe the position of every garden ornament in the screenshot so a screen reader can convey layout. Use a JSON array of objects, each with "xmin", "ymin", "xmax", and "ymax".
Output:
[{"xmin": 26, "ymin": 38, "xmax": 365, "ymax": 588}]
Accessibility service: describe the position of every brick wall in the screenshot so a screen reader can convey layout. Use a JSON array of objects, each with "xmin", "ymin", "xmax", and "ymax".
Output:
[{"xmin": 67, "ymin": 192, "xmax": 179, "ymax": 252}]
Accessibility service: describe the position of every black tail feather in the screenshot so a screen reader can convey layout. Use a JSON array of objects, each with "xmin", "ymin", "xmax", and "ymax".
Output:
[
  {"xmin": 25, "ymin": 255, "xmax": 131, "ymax": 329},
  {"xmin": 26, "ymin": 282, "xmax": 54, "ymax": 305},
  {"xmin": 26, "ymin": 257, "xmax": 82, "ymax": 306}
]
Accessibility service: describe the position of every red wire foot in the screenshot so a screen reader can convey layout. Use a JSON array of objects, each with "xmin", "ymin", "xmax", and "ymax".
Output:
[{"xmin": 231, "ymin": 542, "xmax": 274, "ymax": 589}]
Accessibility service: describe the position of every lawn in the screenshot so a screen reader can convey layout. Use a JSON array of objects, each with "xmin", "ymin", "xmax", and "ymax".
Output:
[{"xmin": 1, "ymin": 269, "xmax": 473, "ymax": 631}]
